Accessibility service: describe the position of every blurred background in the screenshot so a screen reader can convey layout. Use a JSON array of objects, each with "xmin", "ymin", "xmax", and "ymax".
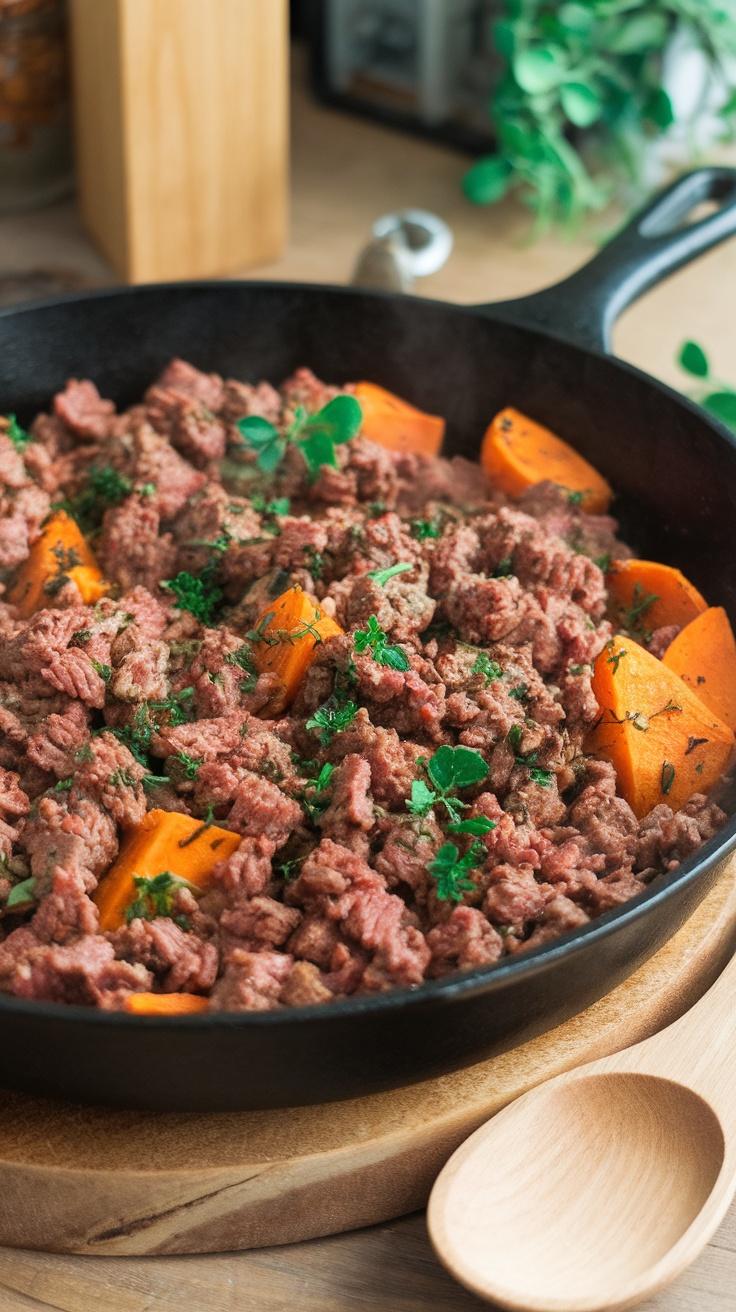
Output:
[{"xmin": 1, "ymin": 0, "xmax": 735, "ymax": 395}]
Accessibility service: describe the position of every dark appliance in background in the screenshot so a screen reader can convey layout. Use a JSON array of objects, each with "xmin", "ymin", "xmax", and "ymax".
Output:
[{"xmin": 292, "ymin": 0, "xmax": 498, "ymax": 152}]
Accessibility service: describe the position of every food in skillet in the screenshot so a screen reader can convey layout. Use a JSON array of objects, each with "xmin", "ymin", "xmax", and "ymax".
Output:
[{"xmin": 0, "ymin": 362, "xmax": 732, "ymax": 1014}]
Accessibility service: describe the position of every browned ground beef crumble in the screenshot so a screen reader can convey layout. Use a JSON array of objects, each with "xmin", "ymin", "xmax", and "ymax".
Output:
[{"xmin": 0, "ymin": 360, "xmax": 727, "ymax": 1010}]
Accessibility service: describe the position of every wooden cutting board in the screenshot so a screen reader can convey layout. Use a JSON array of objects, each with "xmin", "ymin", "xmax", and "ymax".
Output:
[{"xmin": 1, "ymin": 863, "xmax": 735, "ymax": 1258}]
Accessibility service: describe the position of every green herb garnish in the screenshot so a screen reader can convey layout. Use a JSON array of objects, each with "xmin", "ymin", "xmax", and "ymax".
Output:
[
  {"xmin": 661, "ymin": 761, "xmax": 676, "ymax": 796},
  {"xmin": 428, "ymin": 841, "xmax": 486, "ymax": 903},
  {"xmin": 305, "ymin": 700, "xmax": 358, "ymax": 745},
  {"xmin": 301, "ymin": 762, "xmax": 335, "ymax": 823},
  {"xmin": 237, "ymin": 395, "xmax": 362, "ymax": 479},
  {"xmin": 6, "ymin": 414, "xmax": 30, "ymax": 451},
  {"xmin": 91, "ymin": 660, "xmax": 112, "ymax": 682},
  {"xmin": 224, "ymin": 643, "xmax": 258, "ymax": 693},
  {"xmin": 605, "ymin": 640, "xmax": 627, "ymax": 675},
  {"xmin": 125, "ymin": 871, "xmax": 194, "ymax": 923},
  {"xmin": 407, "ymin": 746, "xmax": 489, "ymax": 826},
  {"xmin": 472, "ymin": 652, "xmax": 504, "ymax": 685},
  {"xmin": 529, "ymin": 766, "xmax": 554, "ymax": 786},
  {"xmin": 365, "ymin": 562, "xmax": 413, "ymax": 587},
  {"xmin": 162, "ymin": 567, "xmax": 222, "ymax": 625},
  {"xmin": 6, "ymin": 876, "xmax": 36, "ymax": 909},
  {"xmin": 175, "ymin": 752, "xmax": 201, "ymax": 779},
  {"xmin": 410, "ymin": 518, "xmax": 440, "ymax": 541},
  {"xmin": 353, "ymin": 615, "xmax": 411, "ymax": 672}
]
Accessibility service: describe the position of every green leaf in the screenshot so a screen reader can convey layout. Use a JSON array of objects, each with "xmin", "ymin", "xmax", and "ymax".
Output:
[
  {"xmin": 557, "ymin": 3, "xmax": 594, "ymax": 36},
  {"xmin": 446, "ymin": 816, "xmax": 497, "ymax": 836},
  {"xmin": 306, "ymin": 394, "xmax": 363, "ymax": 445},
  {"xmin": 606, "ymin": 13, "xmax": 668, "ymax": 52},
  {"xmin": 703, "ymin": 392, "xmax": 736, "ymax": 430},
  {"xmin": 428, "ymin": 745, "xmax": 489, "ymax": 793},
  {"xmin": 560, "ymin": 82, "xmax": 602, "ymax": 128},
  {"xmin": 513, "ymin": 47, "xmax": 565, "ymax": 94},
  {"xmin": 6, "ymin": 876, "xmax": 36, "ymax": 909},
  {"xmin": 296, "ymin": 430, "xmax": 340, "ymax": 477},
  {"xmin": 237, "ymin": 415, "xmax": 280, "ymax": 447},
  {"xmin": 463, "ymin": 155, "xmax": 512, "ymax": 206},
  {"xmin": 257, "ymin": 436, "xmax": 287, "ymax": 473},
  {"xmin": 643, "ymin": 87, "xmax": 674, "ymax": 130},
  {"xmin": 366, "ymin": 562, "xmax": 413, "ymax": 587},
  {"xmin": 493, "ymin": 17, "xmax": 516, "ymax": 60},
  {"xmin": 406, "ymin": 778, "xmax": 437, "ymax": 817},
  {"xmin": 679, "ymin": 341, "xmax": 710, "ymax": 378},
  {"xmin": 428, "ymin": 841, "xmax": 486, "ymax": 903}
]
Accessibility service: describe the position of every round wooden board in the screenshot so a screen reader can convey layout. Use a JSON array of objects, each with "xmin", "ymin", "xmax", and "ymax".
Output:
[{"xmin": 2, "ymin": 862, "xmax": 736, "ymax": 1258}]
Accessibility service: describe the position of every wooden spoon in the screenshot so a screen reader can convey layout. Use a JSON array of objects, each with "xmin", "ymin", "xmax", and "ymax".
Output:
[{"xmin": 427, "ymin": 943, "xmax": 736, "ymax": 1312}]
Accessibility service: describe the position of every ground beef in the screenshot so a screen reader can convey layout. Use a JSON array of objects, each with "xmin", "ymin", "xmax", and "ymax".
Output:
[{"xmin": 0, "ymin": 361, "xmax": 729, "ymax": 1012}]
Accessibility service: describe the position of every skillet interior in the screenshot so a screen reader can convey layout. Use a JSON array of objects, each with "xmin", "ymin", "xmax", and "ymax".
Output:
[{"xmin": 1, "ymin": 281, "xmax": 736, "ymax": 1111}]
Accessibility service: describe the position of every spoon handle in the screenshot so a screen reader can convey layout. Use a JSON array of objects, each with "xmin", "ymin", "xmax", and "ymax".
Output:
[{"xmin": 609, "ymin": 928, "xmax": 736, "ymax": 1125}]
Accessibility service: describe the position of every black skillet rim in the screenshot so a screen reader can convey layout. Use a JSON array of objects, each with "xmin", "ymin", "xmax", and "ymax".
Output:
[{"xmin": 1, "ymin": 278, "xmax": 736, "ymax": 1027}]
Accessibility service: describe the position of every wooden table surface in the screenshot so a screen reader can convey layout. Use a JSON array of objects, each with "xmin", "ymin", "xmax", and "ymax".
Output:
[{"xmin": 1, "ymin": 45, "xmax": 736, "ymax": 1312}]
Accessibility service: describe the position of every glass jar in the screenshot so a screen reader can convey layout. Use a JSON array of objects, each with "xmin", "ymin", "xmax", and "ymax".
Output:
[{"xmin": 0, "ymin": 0, "xmax": 73, "ymax": 212}]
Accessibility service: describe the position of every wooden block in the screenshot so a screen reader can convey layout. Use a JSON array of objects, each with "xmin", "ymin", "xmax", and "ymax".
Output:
[
  {"xmin": 68, "ymin": 0, "xmax": 289, "ymax": 282},
  {"xmin": 0, "ymin": 861, "xmax": 735, "ymax": 1257}
]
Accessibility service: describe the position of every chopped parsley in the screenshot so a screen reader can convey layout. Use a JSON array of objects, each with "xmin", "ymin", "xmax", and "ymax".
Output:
[
  {"xmin": 59, "ymin": 465, "xmax": 134, "ymax": 530},
  {"xmin": 410, "ymin": 518, "xmax": 440, "ymax": 541},
  {"xmin": 508, "ymin": 684, "xmax": 528, "ymax": 701},
  {"xmin": 365, "ymin": 562, "xmax": 413, "ymax": 587},
  {"xmin": 141, "ymin": 773, "xmax": 169, "ymax": 790},
  {"xmin": 6, "ymin": 414, "xmax": 30, "ymax": 451},
  {"xmin": 251, "ymin": 493, "xmax": 291, "ymax": 516},
  {"xmin": 428, "ymin": 841, "xmax": 486, "ymax": 903},
  {"xmin": 175, "ymin": 752, "xmax": 201, "ymax": 779},
  {"xmin": 619, "ymin": 583, "xmax": 659, "ymax": 640},
  {"xmin": 529, "ymin": 766, "xmax": 554, "ymax": 787},
  {"xmin": 353, "ymin": 615, "xmax": 410, "ymax": 672},
  {"xmin": 162, "ymin": 567, "xmax": 222, "ymax": 625},
  {"xmin": 472, "ymin": 652, "xmax": 503, "ymax": 685},
  {"xmin": 91, "ymin": 660, "xmax": 112, "ymax": 682},
  {"xmin": 301, "ymin": 762, "xmax": 335, "ymax": 823},
  {"xmin": 494, "ymin": 556, "xmax": 513, "ymax": 577},
  {"xmin": 567, "ymin": 489, "xmax": 584, "ymax": 506},
  {"xmin": 305, "ymin": 700, "xmax": 358, "ymax": 745},
  {"xmin": 508, "ymin": 724, "xmax": 523, "ymax": 750},
  {"xmin": 70, "ymin": 629, "xmax": 92, "ymax": 647},
  {"xmin": 125, "ymin": 871, "xmax": 194, "ymax": 923},
  {"xmin": 661, "ymin": 761, "xmax": 676, "ymax": 796},
  {"xmin": 605, "ymin": 640, "xmax": 627, "ymax": 675},
  {"xmin": 224, "ymin": 643, "xmax": 258, "ymax": 693}
]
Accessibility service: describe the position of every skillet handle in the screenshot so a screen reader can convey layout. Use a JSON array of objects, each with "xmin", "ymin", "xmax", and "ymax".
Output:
[{"xmin": 480, "ymin": 167, "xmax": 736, "ymax": 354}]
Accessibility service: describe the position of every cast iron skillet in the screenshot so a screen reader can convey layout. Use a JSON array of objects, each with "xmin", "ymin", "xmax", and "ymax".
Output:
[{"xmin": 2, "ymin": 169, "xmax": 736, "ymax": 1111}]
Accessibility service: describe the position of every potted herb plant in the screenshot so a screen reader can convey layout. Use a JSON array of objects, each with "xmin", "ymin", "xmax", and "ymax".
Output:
[{"xmin": 464, "ymin": 0, "xmax": 736, "ymax": 231}]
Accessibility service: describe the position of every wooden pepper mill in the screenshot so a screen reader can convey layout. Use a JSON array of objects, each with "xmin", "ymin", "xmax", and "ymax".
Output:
[{"xmin": 68, "ymin": 0, "xmax": 288, "ymax": 283}]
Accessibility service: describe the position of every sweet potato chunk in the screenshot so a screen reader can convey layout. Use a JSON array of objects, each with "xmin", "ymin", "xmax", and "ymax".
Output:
[
  {"xmin": 480, "ymin": 407, "xmax": 612, "ymax": 512},
  {"xmin": 606, "ymin": 559, "xmax": 707, "ymax": 636},
  {"xmin": 353, "ymin": 381, "xmax": 445, "ymax": 457},
  {"xmin": 252, "ymin": 585, "xmax": 344, "ymax": 713},
  {"xmin": 93, "ymin": 809, "xmax": 241, "ymax": 932},
  {"xmin": 588, "ymin": 634, "xmax": 734, "ymax": 819},
  {"xmin": 663, "ymin": 607, "xmax": 736, "ymax": 733},
  {"xmin": 124, "ymin": 993, "xmax": 210, "ymax": 1015},
  {"xmin": 7, "ymin": 510, "xmax": 107, "ymax": 616}
]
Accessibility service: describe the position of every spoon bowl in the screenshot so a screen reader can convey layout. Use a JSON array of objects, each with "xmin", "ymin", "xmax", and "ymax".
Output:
[{"xmin": 428, "ymin": 948, "xmax": 736, "ymax": 1311}]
